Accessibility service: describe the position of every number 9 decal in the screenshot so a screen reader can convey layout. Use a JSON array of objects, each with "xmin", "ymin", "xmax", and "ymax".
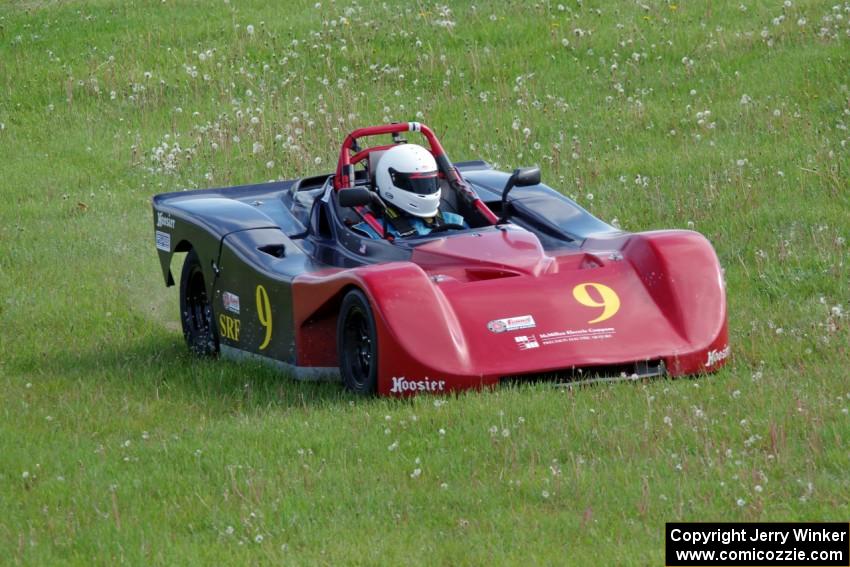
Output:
[
  {"xmin": 256, "ymin": 285, "xmax": 272, "ymax": 350},
  {"xmin": 572, "ymin": 282, "xmax": 620, "ymax": 324}
]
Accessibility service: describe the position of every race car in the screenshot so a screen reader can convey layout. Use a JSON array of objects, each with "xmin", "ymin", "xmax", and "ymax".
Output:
[{"xmin": 151, "ymin": 122, "xmax": 729, "ymax": 396}]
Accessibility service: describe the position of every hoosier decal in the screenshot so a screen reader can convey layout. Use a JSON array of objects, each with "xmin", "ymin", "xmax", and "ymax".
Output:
[
  {"xmin": 156, "ymin": 211, "xmax": 176, "ymax": 228},
  {"xmin": 705, "ymin": 345, "xmax": 731, "ymax": 367},
  {"xmin": 390, "ymin": 377, "xmax": 446, "ymax": 394}
]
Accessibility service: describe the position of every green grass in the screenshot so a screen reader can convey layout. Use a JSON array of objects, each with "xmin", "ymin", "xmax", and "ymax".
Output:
[{"xmin": 1, "ymin": 0, "xmax": 849, "ymax": 564}]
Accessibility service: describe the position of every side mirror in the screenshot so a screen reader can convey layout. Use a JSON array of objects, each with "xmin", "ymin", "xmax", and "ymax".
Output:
[
  {"xmin": 338, "ymin": 188, "xmax": 382, "ymax": 209},
  {"xmin": 499, "ymin": 166, "xmax": 540, "ymax": 223}
]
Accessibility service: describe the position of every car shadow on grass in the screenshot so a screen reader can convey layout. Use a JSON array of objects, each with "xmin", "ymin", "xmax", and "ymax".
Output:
[{"xmin": 12, "ymin": 333, "xmax": 365, "ymax": 412}]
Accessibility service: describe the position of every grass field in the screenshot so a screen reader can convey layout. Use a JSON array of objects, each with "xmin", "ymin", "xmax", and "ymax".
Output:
[{"xmin": 1, "ymin": 0, "xmax": 849, "ymax": 564}]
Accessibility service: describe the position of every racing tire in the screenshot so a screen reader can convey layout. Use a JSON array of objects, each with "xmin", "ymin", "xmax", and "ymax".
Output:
[
  {"xmin": 337, "ymin": 289, "xmax": 378, "ymax": 395},
  {"xmin": 179, "ymin": 248, "xmax": 219, "ymax": 357}
]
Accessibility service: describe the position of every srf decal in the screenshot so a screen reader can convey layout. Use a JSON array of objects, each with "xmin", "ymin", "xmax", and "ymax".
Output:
[
  {"xmin": 219, "ymin": 314, "xmax": 240, "ymax": 342},
  {"xmin": 572, "ymin": 282, "xmax": 620, "ymax": 324}
]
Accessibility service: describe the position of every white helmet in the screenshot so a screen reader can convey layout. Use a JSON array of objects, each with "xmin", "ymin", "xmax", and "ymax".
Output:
[{"xmin": 375, "ymin": 144, "xmax": 441, "ymax": 218}]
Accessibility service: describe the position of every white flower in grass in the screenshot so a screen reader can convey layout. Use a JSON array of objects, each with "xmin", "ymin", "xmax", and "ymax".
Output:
[
  {"xmin": 254, "ymin": 534, "xmax": 263, "ymax": 543},
  {"xmin": 265, "ymin": 161, "xmax": 274, "ymax": 169},
  {"xmin": 252, "ymin": 142, "xmax": 263, "ymax": 154},
  {"xmin": 410, "ymin": 468, "xmax": 422, "ymax": 479},
  {"xmin": 755, "ymin": 485, "xmax": 763, "ymax": 493},
  {"xmin": 663, "ymin": 416, "xmax": 672, "ymax": 426},
  {"xmin": 542, "ymin": 490, "xmax": 550, "ymax": 499},
  {"xmin": 736, "ymin": 498, "xmax": 746, "ymax": 507},
  {"xmin": 246, "ymin": 25, "xmax": 255, "ymax": 35}
]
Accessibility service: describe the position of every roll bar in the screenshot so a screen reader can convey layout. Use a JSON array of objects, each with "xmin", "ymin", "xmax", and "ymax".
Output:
[{"xmin": 333, "ymin": 122, "xmax": 499, "ymax": 238}]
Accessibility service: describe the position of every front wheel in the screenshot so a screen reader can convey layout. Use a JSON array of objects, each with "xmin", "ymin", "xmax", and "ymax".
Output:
[
  {"xmin": 179, "ymin": 249, "xmax": 219, "ymax": 356},
  {"xmin": 337, "ymin": 289, "xmax": 378, "ymax": 395}
]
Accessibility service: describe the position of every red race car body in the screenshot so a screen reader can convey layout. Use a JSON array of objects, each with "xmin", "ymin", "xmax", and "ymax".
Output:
[{"xmin": 152, "ymin": 123, "xmax": 729, "ymax": 396}]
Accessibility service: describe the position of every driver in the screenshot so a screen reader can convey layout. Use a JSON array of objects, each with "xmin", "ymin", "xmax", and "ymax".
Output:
[{"xmin": 352, "ymin": 143, "xmax": 466, "ymax": 239}]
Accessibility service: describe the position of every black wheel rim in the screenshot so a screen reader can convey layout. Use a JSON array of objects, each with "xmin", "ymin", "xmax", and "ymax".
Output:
[
  {"xmin": 343, "ymin": 307, "xmax": 372, "ymax": 388},
  {"xmin": 186, "ymin": 268, "xmax": 212, "ymax": 342}
]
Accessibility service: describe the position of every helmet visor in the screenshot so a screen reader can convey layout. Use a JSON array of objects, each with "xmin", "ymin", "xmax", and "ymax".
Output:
[{"xmin": 389, "ymin": 167, "xmax": 440, "ymax": 195}]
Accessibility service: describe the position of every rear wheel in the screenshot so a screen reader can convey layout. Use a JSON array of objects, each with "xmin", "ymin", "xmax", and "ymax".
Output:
[
  {"xmin": 337, "ymin": 289, "xmax": 378, "ymax": 395},
  {"xmin": 179, "ymin": 249, "xmax": 219, "ymax": 356}
]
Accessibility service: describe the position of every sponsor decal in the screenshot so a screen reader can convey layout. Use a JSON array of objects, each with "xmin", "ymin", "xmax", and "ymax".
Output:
[
  {"xmin": 487, "ymin": 314, "xmax": 536, "ymax": 333},
  {"xmin": 390, "ymin": 377, "xmax": 446, "ymax": 394},
  {"xmin": 538, "ymin": 326, "xmax": 617, "ymax": 346},
  {"xmin": 222, "ymin": 292, "xmax": 240, "ymax": 315},
  {"xmin": 155, "ymin": 230, "xmax": 171, "ymax": 252},
  {"xmin": 218, "ymin": 314, "xmax": 241, "ymax": 341},
  {"xmin": 156, "ymin": 211, "xmax": 176, "ymax": 229},
  {"xmin": 514, "ymin": 335, "xmax": 540, "ymax": 350},
  {"xmin": 705, "ymin": 345, "xmax": 731, "ymax": 367}
]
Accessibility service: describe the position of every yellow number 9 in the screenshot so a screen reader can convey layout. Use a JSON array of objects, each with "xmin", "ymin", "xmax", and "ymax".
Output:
[
  {"xmin": 256, "ymin": 285, "xmax": 272, "ymax": 350},
  {"xmin": 572, "ymin": 283, "xmax": 620, "ymax": 324}
]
